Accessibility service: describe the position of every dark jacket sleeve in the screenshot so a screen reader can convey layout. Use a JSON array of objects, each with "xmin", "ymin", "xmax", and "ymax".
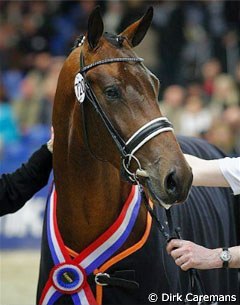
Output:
[{"xmin": 0, "ymin": 144, "xmax": 52, "ymax": 216}]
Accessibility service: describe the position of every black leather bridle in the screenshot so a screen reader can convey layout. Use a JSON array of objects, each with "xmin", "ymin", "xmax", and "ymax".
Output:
[
  {"xmin": 77, "ymin": 49, "xmax": 173, "ymax": 183},
  {"xmin": 74, "ymin": 39, "xmax": 208, "ymax": 304},
  {"xmin": 72, "ymin": 34, "xmax": 211, "ymax": 304}
]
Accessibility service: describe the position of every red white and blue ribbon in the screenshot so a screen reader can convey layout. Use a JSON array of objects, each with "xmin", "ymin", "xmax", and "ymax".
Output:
[{"xmin": 39, "ymin": 184, "xmax": 141, "ymax": 305}]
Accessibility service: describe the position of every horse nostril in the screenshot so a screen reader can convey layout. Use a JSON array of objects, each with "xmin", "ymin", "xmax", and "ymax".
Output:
[{"xmin": 165, "ymin": 170, "xmax": 178, "ymax": 195}]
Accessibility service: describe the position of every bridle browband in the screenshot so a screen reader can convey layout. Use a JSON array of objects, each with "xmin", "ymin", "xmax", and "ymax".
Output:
[
  {"xmin": 80, "ymin": 57, "xmax": 143, "ymax": 73},
  {"xmin": 77, "ymin": 48, "xmax": 173, "ymax": 183}
]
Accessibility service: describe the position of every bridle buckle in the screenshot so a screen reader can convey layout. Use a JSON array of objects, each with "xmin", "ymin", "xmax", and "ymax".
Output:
[{"xmin": 95, "ymin": 273, "xmax": 110, "ymax": 286}]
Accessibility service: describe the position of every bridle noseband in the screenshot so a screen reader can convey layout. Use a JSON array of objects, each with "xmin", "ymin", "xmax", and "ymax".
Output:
[{"xmin": 75, "ymin": 42, "xmax": 173, "ymax": 183}]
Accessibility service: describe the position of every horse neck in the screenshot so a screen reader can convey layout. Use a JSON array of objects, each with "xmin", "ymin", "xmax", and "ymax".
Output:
[{"xmin": 54, "ymin": 147, "xmax": 146, "ymax": 254}]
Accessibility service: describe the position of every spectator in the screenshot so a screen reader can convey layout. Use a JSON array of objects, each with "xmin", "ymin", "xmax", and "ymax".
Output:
[
  {"xmin": 201, "ymin": 58, "xmax": 222, "ymax": 100},
  {"xmin": 103, "ymin": 0, "xmax": 123, "ymax": 33},
  {"xmin": 179, "ymin": 95, "xmax": 212, "ymax": 137},
  {"xmin": 180, "ymin": 1, "xmax": 210, "ymax": 83},
  {"xmin": 39, "ymin": 57, "xmax": 64, "ymax": 126},
  {"xmin": 159, "ymin": 85, "xmax": 186, "ymax": 134},
  {"xmin": 0, "ymin": 83, "xmax": 19, "ymax": 149},
  {"xmin": 210, "ymin": 74, "xmax": 239, "ymax": 116},
  {"xmin": 13, "ymin": 73, "xmax": 42, "ymax": 132},
  {"xmin": 234, "ymin": 61, "xmax": 240, "ymax": 91},
  {"xmin": 222, "ymin": 106, "xmax": 240, "ymax": 154},
  {"xmin": 152, "ymin": 1, "xmax": 185, "ymax": 88},
  {"xmin": 204, "ymin": 119, "xmax": 237, "ymax": 155},
  {"xmin": 186, "ymin": 82, "xmax": 204, "ymax": 100}
]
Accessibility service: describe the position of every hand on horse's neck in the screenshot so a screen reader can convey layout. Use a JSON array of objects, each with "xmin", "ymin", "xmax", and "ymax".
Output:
[{"xmin": 55, "ymin": 152, "xmax": 147, "ymax": 254}]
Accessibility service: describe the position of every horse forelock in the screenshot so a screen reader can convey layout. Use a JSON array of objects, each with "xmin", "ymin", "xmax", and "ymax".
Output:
[
  {"xmin": 103, "ymin": 32, "xmax": 125, "ymax": 48},
  {"xmin": 73, "ymin": 32, "xmax": 125, "ymax": 51}
]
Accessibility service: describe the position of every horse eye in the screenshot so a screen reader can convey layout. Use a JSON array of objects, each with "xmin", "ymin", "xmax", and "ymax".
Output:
[{"xmin": 104, "ymin": 86, "xmax": 121, "ymax": 100}]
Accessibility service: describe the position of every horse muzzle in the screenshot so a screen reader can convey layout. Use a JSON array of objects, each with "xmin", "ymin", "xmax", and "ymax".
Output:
[{"xmin": 138, "ymin": 165, "xmax": 193, "ymax": 209}]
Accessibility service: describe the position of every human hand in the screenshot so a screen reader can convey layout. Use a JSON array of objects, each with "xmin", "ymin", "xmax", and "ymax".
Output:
[
  {"xmin": 166, "ymin": 239, "xmax": 222, "ymax": 271},
  {"xmin": 47, "ymin": 126, "xmax": 54, "ymax": 153}
]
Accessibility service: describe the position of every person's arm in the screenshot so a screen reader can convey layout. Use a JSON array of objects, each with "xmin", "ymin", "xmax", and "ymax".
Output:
[
  {"xmin": 166, "ymin": 239, "xmax": 240, "ymax": 270},
  {"xmin": 184, "ymin": 154, "xmax": 230, "ymax": 187},
  {"xmin": 0, "ymin": 143, "xmax": 52, "ymax": 216},
  {"xmin": 184, "ymin": 154, "xmax": 240, "ymax": 194}
]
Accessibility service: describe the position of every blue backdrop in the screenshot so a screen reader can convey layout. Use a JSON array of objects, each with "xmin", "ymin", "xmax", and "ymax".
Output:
[{"xmin": 0, "ymin": 125, "xmax": 51, "ymax": 249}]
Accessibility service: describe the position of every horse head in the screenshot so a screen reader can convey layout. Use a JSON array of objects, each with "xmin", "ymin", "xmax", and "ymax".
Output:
[{"xmin": 53, "ymin": 7, "xmax": 193, "ymax": 209}]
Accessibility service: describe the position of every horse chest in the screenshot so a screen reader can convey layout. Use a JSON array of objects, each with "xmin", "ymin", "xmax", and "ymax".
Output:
[
  {"xmin": 37, "ymin": 209, "xmax": 175, "ymax": 305},
  {"xmin": 37, "ymin": 185, "xmax": 169, "ymax": 305}
]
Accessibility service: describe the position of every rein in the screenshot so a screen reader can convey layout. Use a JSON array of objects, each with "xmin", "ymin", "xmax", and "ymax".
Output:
[{"xmin": 140, "ymin": 186, "xmax": 209, "ymax": 305}]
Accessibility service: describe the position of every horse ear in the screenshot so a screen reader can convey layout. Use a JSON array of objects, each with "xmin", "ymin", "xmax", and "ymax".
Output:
[
  {"xmin": 87, "ymin": 6, "xmax": 104, "ymax": 50},
  {"xmin": 119, "ymin": 7, "xmax": 153, "ymax": 48}
]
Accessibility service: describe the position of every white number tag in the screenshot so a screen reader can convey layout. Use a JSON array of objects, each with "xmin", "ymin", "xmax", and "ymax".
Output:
[{"xmin": 74, "ymin": 73, "xmax": 85, "ymax": 103}]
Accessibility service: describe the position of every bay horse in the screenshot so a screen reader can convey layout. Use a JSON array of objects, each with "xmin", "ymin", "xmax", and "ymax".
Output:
[{"xmin": 37, "ymin": 7, "xmax": 239, "ymax": 305}]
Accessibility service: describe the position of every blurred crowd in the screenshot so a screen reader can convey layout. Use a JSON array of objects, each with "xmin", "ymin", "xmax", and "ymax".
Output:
[{"xmin": 0, "ymin": 0, "xmax": 239, "ymax": 160}]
